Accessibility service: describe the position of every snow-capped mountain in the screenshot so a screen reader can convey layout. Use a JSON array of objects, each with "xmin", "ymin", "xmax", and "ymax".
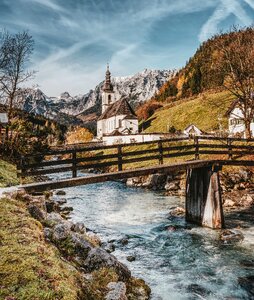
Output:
[{"xmin": 15, "ymin": 69, "xmax": 173, "ymax": 123}]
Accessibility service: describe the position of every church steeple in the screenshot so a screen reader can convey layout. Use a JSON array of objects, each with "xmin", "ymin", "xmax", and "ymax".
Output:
[
  {"xmin": 103, "ymin": 64, "xmax": 113, "ymax": 92},
  {"xmin": 101, "ymin": 64, "xmax": 115, "ymax": 113}
]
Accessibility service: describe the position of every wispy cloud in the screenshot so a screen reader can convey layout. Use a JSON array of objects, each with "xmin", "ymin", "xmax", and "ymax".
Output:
[
  {"xmin": 0, "ymin": 0, "xmax": 253, "ymax": 95},
  {"xmin": 199, "ymin": 0, "xmax": 253, "ymax": 42}
]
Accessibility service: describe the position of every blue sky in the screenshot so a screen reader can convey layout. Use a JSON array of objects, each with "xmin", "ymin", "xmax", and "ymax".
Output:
[{"xmin": 0, "ymin": 0, "xmax": 254, "ymax": 96}]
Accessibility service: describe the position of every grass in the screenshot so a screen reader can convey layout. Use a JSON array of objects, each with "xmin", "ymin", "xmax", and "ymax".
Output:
[
  {"xmin": 0, "ymin": 159, "xmax": 19, "ymax": 187},
  {"xmin": 0, "ymin": 196, "xmax": 82, "ymax": 300},
  {"xmin": 144, "ymin": 90, "xmax": 235, "ymax": 133}
]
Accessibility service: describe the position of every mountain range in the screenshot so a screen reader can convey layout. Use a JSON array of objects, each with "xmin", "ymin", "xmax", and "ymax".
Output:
[{"xmin": 14, "ymin": 69, "xmax": 173, "ymax": 129}]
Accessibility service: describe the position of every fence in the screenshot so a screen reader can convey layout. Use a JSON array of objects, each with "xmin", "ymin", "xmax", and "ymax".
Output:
[{"xmin": 17, "ymin": 136, "xmax": 254, "ymax": 179}]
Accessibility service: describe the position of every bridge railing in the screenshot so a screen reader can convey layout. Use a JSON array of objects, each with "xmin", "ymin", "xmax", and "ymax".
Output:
[{"xmin": 17, "ymin": 136, "xmax": 254, "ymax": 180}]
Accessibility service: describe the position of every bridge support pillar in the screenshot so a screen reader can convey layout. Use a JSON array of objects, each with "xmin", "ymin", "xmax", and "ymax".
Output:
[{"xmin": 185, "ymin": 166, "xmax": 224, "ymax": 229}]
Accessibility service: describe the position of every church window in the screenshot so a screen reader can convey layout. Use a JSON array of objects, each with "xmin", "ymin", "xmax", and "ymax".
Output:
[
  {"xmin": 118, "ymin": 119, "xmax": 122, "ymax": 128},
  {"xmin": 108, "ymin": 94, "xmax": 111, "ymax": 103}
]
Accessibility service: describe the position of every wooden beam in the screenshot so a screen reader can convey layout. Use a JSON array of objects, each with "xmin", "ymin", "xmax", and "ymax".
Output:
[{"xmin": 20, "ymin": 160, "xmax": 216, "ymax": 193}]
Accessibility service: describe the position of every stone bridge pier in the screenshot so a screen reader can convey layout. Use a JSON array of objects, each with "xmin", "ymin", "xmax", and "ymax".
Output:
[{"xmin": 185, "ymin": 166, "xmax": 225, "ymax": 229}]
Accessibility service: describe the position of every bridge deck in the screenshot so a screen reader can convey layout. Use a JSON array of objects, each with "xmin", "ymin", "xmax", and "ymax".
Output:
[{"xmin": 20, "ymin": 159, "xmax": 254, "ymax": 193}]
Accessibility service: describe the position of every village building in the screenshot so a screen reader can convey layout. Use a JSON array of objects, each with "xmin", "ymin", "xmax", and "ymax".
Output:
[
  {"xmin": 97, "ymin": 66, "xmax": 139, "ymax": 139},
  {"xmin": 226, "ymin": 100, "xmax": 254, "ymax": 138},
  {"xmin": 0, "ymin": 106, "xmax": 8, "ymax": 136},
  {"xmin": 183, "ymin": 124, "xmax": 203, "ymax": 137}
]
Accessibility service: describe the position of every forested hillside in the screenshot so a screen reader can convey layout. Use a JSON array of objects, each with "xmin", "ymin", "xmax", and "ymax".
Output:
[{"xmin": 153, "ymin": 27, "xmax": 254, "ymax": 102}]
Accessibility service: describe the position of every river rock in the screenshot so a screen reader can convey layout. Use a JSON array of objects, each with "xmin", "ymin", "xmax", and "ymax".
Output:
[
  {"xmin": 105, "ymin": 282, "xmax": 127, "ymax": 300},
  {"xmin": 45, "ymin": 200, "xmax": 60, "ymax": 213},
  {"xmin": 240, "ymin": 260, "xmax": 254, "ymax": 269},
  {"xmin": 126, "ymin": 278, "xmax": 151, "ymax": 300},
  {"xmin": 46, "ymin": 212, "xmax": 64, "ymax": 227},
  {"xmin": 60, "ymin": 206, "xmax": 74, "ymax": 213},
  {"xmin": 238, "ymin": 276, "xmax": 254, "ymax": 297},
  {"xmin": 55, "ymin": 190, "xmax": 66, "ymax": 195},
  {"xmin": 165, "ymin": 181, "xmax": 180, "ymax": 191},
  {"xmin": 52, "ymin": 222, "xmax": 72, "ymax": 241},
  {"xmin": 220, "ymin": 229, "xmax": 244, "ymax": 243},
  {"xmin": 69, "ymin": 232, "xmax": 92, "ymax": 259},
  {"xmin": 44, "ymin": 227, "xmax": 53, "ymax": 241},
  {"xmin": 83, "ymin": 248, "xmax": 131, "ymax": 281},
  {"xmin": 103, "ymin": 242, "xmax": 116, "ymax": 253},
  {"xmin": 120, "ymin": 238, "xmax": 129, "ymax": 246},
  {"xmin": 86, "ymin": 231, "xmax": 101, "ymax": 246},
  {"xmin": 56, "ymin": 198, "xmax": 67, "ymax": 205},
  {"xmin": 127, "ymin": 256, "xmax": 136, "ymax": 262},
  {"xmin": 71, "ymin": 222, "xmax": 86, "ymax": 234},
  {"xmin": 28, "ymin": 204, "xmax": 46, "ymax": 221},
  {"xmin": 240, "ymin": 194, "xmax": 254, "ymax": 207},
  {"xmin": 148, "ymin": 174, "xmax": 167, "ymax": 190},
  {"xmin": 169, "ymin": 207, "xmax": 185, "ymax": 217},
  {"xmin": 224, "ymin": 199, "xmax": 236, "ymax": 208},
  {"xmin": 166, "ymin": 225, "xmax": 177, "ymax": 232}
]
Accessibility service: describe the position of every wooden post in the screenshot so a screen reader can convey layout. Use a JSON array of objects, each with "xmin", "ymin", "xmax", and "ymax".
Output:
[
  {"xmin": 117, "ymin": 145, "xmax": 123, "ymax": 171},
  {"xmin": 18, "ymin": 155, "xmax": 25, "ymax": 185},
  {"xmin": 186, "ymin": 166, "xmax": 224, "ymax": 229},
  {"xmin": 227, "ymin": 138, "xmax": 233, "ymax": 160},
  {"xmin": 194, "ymin": 136, "xmax": 199, "ymax": 160},
  {"xmin": 72, "ymin": 151, "xmax": 77, "ymax": 178},
  {"xmin": 158, "ymin": 140, "xmax": 163, "ymax": 165}
]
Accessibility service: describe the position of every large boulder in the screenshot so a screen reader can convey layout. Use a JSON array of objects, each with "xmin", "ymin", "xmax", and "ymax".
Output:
[
  {"xmin": 83, "ymin": 248, "xmax": 131, "ymax": 281},
  {"xmin": 46, "ymin": 212, "xmax": 64, "ymax": 227},
  {"xmin": 28, "ymin": 204, "xmax": 46, "ymax": 221},
  {"xmin": 165, "ymin": 181, "xmax": 180, "ymax": 191},
  {"xmin": 220, "ymin": 229, "xmax": 244, "ymax": 243},
  {"xmin": 52, "ymin": 222, "xmax": 72, "ymax": 241},
  {"xmin": 105, "ymin": 282, "xmax": 127, "ymax": 300},
  {"xmin": 69, "ymin": 232, "xmax": 92, "ymax": 260}
]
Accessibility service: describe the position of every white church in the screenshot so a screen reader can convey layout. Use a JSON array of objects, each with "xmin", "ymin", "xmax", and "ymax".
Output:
[
  {"xmin": 97, "ymin": 66, "xmax": 139, "ymax": 141},
  {"xmin": 96, "ymin": 66, "xmax": 172, "ymax": 145}
]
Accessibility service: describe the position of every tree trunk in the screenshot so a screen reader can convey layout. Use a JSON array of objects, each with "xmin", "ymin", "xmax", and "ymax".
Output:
[{"xmin": 245, "ymin": 119, "xmax": 252, "ymax": 139}]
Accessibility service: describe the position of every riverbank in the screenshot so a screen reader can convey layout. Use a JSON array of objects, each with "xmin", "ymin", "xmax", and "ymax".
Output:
[
  {"xmin": 126, "ymin": 166, "xmax": 254, "ymax": 210},
  {"xmin": 0, "ymin": 190, "xmax": 151, "ymax": 300}
]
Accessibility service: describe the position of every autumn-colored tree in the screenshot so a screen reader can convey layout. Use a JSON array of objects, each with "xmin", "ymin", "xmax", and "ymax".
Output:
[
  {"xmin": 136, "ymin": 101, "xmax": 163, "ymax": 121},
  {"xmin": 213, "ymin": 26, "xmax": 254, "ymax": 138},
  {"xmin": 66, "ymin": 127, "xmax": 93, "ymax": 144}
]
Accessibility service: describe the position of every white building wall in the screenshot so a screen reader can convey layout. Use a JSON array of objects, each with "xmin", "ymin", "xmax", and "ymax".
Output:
[
  {"xmin": 122, "ymin": 119, "xmax": 139, "ymax": 133},
  {"xmin": 97, "ymin": 120, "xmax": 104, "ymax": 137},
  {"xmin": 102, "ymin": 134, "xmax": 166, "ymax": 145},
  {"xmin": 98, "ymin": 114, "xmax": 139, "ymax": 137},
  {"xmin": 228, "ymin": 107, "xmax": 254, "ymax": 138}
]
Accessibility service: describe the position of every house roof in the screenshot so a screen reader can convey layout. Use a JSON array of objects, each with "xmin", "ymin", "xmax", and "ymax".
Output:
[
  {"xmin": 184, "ymin": 124, "xmax": 203, "ymax": 132},
  {"xmin": 110, "ymin": 129, "xmax": 123, "ymax": 136},
  {"xmin": 98, "ymin": 97, "xmax": 137, "ymax": 121},
  {"xmin": 225, "ymin": 99, "xmax": 240, "ymax": 116}
]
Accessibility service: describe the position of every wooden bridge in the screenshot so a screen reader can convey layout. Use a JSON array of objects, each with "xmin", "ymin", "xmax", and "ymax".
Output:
[{"xmin": 17, "ymin": 136, "xmax": 254, "ymax": 229}]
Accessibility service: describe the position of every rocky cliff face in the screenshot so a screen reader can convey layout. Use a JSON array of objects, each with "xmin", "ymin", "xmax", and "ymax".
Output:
[{"xmin": 13, "ymin": 69, "xmax": 172, "ymax": 125}]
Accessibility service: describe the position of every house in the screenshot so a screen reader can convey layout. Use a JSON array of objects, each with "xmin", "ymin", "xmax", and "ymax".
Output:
[
  {"xmin": 226, "ymin": 100, "xmax": 254, "ymax": 138},
  {"xmin": 97, "ymin": 65, "xmax": 138, "ymax": 138},
  {"xmin": 0, "ymin": 107, "xmax": 8, "ymax": 139},
  {"xmin": 183, "ymin": 124, "xmax": 203, "ymax": 137}
]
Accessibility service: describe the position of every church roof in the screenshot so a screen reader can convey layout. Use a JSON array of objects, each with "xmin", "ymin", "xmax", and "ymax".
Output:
[{"xmin": 98, "ymin": 97, "xmax": 137, "ymax": 121}]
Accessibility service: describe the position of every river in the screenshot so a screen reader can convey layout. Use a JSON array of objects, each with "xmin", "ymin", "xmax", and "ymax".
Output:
[{"xmin": 53, "ymin": 176, "xmax": 254, "ymax": 300}]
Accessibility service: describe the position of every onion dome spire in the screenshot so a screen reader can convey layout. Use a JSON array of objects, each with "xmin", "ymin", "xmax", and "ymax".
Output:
[{"xmin": 103, "ymin": 63, "xmax": 113, "ymax": 92}]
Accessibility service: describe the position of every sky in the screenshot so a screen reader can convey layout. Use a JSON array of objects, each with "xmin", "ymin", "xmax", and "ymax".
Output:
[{"xmin": 0, "ymin": 0, "xmax": 254, "ymax": 96}]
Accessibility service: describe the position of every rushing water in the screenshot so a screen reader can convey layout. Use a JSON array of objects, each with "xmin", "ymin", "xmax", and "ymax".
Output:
[{"xmin": 53, "ymin": 176, "xmax": 254, "ymax": 300}]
